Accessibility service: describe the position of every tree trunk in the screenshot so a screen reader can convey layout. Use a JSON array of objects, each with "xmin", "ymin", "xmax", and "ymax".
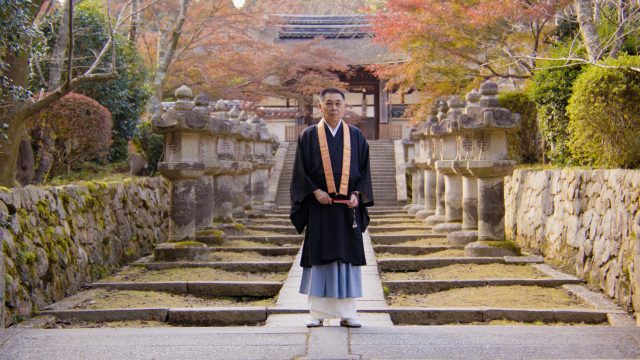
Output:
[
  {"xmin": 129, "ymin": 0, "xmax": 140, "ymax": 44},
  {"xmin": 48, "ymin": 0, "xmax": 71, "ymax": 91},
  {"xmin": 575, "ymin": 0, "xmax": 602, "ymax": 62},
  {"xmin": 149, "ymin": 0, "xmax": 191, "ymax": 116},
  {"xmin": 609, "ymin": 0, "xmax": 628, "ymax": 58}
]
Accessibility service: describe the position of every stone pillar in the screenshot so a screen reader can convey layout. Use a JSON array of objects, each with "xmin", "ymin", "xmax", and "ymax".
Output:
[
  {"xmin": 152, "ymin": 85, "xmax": 207, "ymax": 241},
  {"xmin": 448, "ymin": 90, "xmax": 481, "ymax": 246},
  {"xmin": 212, "ymin": 101, "xmax": 235, "ymax": 223},
  {"xmin": 408, "ymin": 126, "xmax": 424, "ymax": 215},
  {"xmin": 194, "ymin": 93, "xmax": 215, "ymax": 230},
  {"xmin": 459, "ymin": 81, "xmax": 519, "ymax": 257},
  {"xmin": 250, "ymin": 116, "xmax": 276, "ymax": 211},
  {"xmin": 433, "ymin": 96, "xmax": 464, "ymax": 234},
  {"xmin": 425, "ymin": 100, "xmax": 450, "ymax": 227},
  {"xmin": 402, "ymin": 138, "xmax": 415, "ymax": 211}
]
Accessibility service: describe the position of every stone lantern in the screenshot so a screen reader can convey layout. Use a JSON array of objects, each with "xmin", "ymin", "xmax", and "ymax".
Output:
[
  {"xmin": 211, "ymin": 100, "xmax": 236, "ymax": 222},
  {"xmin": 402, "ymin": 136, "xmax": 415, "ymax": 211},
  {"xmin": 250, "ymin": 116, "xmax": 276, "ymax": 211},
  {"xmin": 448, "ymin": 89, "xmax": 482, "ymax": 246},
  {"xmin": 407, "ymin": 125, "xmax": 424, "ymax": 215},
  {"xmin": 459, "ymin": 80, "xmax": 520, "ymax": 257},
  {"xmin": 425, "ymin": 100, "xmax": 449, "ymax": 226},
  {"xmin": 193, "ymin": 93, "xmax": 216, "ymax": 230},
  {"xmin": 432, "ymin": 96, "xmax": 464, "ymax": 234},
  {"xmin": 152, "ymin": 85, "xmax": 207, "ymax": 241},
  {"xmin": 415, "ymin": 104, "xmax": 439, "ymax": 220}
]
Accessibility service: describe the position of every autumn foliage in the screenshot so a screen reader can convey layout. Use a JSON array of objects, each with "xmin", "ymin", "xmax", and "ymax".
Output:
[
  {"xmin": 26, "ymin": 92, "xmax": 112, "ymax": 175},
  {"xmin": 368, "ymin": 0, "xmax": 568, "ymax": 109}
]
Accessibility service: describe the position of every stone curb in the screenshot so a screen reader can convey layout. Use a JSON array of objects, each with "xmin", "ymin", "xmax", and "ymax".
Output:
[
  {"xmin": 90, "ymin": 281, "xmax": 283, "ymax": 297},
  {"xmin": 40, "ymin": 308, "xmax": 169, "ymax": 322},
  {"xmin": 167, "ymin": 307, "xmax": 268, "ymax": 326},
  {"xmin": 386, "ymin": 307, "xmax": 612, "ymax": 325},
  {"xmin": 383, "ymin": 278, "xmax": 583, "ymax": 294},
  {"xmin": 140, "ymin": 261, "xmax": 293, "ymax": 272},
  {"xmin": 562, "ymin": 284, "xmax": 637, "ymax": 326},
  {"xmin": 373, "ymin": 245, "xmax": 448, "ymax": 255}
]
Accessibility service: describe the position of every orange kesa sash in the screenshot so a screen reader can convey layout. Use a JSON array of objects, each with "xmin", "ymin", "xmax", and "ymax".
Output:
[{"xmin": 317, "ymin": 120, "xmax": 351, "ymax": 196}]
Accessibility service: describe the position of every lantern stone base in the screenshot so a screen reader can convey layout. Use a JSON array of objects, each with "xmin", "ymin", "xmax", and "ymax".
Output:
[
  {"xmin": 432, "ymin": 222, "xmax": 463, "ymax": 234},
  {"xmin": 447, "ymin": 230, "xmax": 478, "ymax": 246},
  {"xmin": 424, "ymin": 214, "xmax": 446, "ymax": 226},
  {"xmin": 415, "ymin": 209, "xmax": 435, "ymax": 220},
  {"xmin": 407, "ymin": 205, "xmax": 424, "ymax": 215},
  {"xmin": 464, "ymin": 241, "xmax": 520, "ymax": 258}
]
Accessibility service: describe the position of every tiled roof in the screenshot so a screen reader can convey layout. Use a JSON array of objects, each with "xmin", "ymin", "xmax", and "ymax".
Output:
[{"xmin": 274, "ymin": 14, "xmax": 373, "ymax": 39}]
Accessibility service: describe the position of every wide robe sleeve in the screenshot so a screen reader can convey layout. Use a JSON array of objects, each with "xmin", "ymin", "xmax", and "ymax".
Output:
[
  {"xmin": 289, "ymin": 129, "xmax": 317, "ymax": 234},
  {"xmin": 352, "ymin": 128, "xmax": 374, "ymax": 232}
]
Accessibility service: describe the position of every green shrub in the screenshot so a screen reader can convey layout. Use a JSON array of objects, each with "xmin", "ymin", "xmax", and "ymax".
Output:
[
  {"xmin": 531, "ymin": 65, "xmax": 584, "ymax": 164},
  {"xmin": 498, "ymin": 91, "xmax": 540, "ymax": 163},
  {"xmin": 566, "ymin": 55, "xmax": 640, "ymax": 168},
  {"xmin": 132, "ymin": 120, "xmax": 163, "ymax": 174}
]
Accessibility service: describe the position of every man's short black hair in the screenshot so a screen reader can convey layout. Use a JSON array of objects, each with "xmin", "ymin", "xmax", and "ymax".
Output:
[{"xmin": 320, "ymin": 87, "xmax": 346, "ymax": 101}]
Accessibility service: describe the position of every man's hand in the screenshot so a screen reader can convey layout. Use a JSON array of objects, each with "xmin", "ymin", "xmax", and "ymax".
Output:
[
  {"xmin": 313, "ymin": 189, "xmax": 332, "ymax": 205},
  {"xmin": 347, "ymin": 193, "xmax": 359, "ymax": 208}
]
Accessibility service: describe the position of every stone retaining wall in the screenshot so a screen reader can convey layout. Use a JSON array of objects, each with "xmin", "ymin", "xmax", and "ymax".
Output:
[
  {"xmin": 0, "ymin": 177, "xmax": 169, "ymax": 326},
  {"xmin": 505, "ymin": 169, "xmax": 640, "ymax": 314}
]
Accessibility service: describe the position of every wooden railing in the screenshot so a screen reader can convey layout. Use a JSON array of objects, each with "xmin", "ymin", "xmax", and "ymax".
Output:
[
  {"xmin": 379, "ymin": 124, "xmax": 403, "ymax": 140},
  {"xmin": 285, "ymin": 125, "xmax": 307, "ymax": 142},
  {"xmin": 286, "ymin": 123, "xmax": 403, "ymax": 141}
]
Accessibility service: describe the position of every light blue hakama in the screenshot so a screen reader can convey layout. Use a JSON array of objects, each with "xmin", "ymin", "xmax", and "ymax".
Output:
[{"xmin": 299, "ymin": 261, "xmax": 362, "ymax": 299}]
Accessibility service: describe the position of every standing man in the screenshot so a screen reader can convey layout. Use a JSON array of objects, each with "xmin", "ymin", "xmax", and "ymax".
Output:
[{"xmin": 290, "ymin": 87, "xmax": 374, "ymax": 328}]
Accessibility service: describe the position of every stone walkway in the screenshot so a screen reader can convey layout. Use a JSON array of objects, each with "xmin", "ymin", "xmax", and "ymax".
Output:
[{"xmin": 1, "ymin": 325, "xmax": 639, "ymax": 359}]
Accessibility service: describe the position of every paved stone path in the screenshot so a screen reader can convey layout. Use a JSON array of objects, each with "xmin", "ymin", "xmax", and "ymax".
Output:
[{"xmin": 2, "ymin": 325, "xmax": 639, "ymax": 359}]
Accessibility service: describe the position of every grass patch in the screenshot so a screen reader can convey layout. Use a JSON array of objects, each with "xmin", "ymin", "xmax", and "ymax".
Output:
[
  {"xmin": 377, "ymin": 249, "xmax": 465, "ymax": 259},
  {"xmin": 221, "ymin": 239, "xmax": 280, "ymax": 248},
  {"xmin": 371, "ymin": 229, "xmax": 433, "ymax": 235},
  {"xmin": 62, "ymin": 289, "xmax": 275, "ymax": 310},
  {"xmin": 209, "ymin": 251, "xmax": 294, "ymax": 262},
  {"xmin": 380, "ymin": 264, "xmax": 549, "ymax": 281},
  {"xmin": 386, "ymin": 238, "xmax": 448, "ymax": 247},
  {"xmin": 387, "ymin": 286, "xmax": 592, "ymax": 309},
  {"xmin": 46, "ymin": 161, "xmax": 132, "ymax": 186},
  {"xmin": 101, "ymin": 266, "xmax": 287, "ymax": 282},
  {"xmin": 171, "ymin": 241, "xmax": 206, "ymax": 248}
]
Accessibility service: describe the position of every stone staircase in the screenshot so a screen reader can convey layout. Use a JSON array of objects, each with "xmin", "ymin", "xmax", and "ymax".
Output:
[
  {"xmin": 275, "ymin": 140, "xmax": 399, "ymax": 208},
  {"xmin": 368, "ymin": 140, "xmax": 399, "ymax": 206},
  {"xmin": 275, "ymin": 143, "xmax": 297, "ymax": 207},
  {"xmin": 31, "ymin": 203, "xmax": 634, "ymax": 328}
]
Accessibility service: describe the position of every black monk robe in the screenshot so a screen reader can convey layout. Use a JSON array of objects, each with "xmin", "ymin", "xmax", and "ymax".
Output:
[{"xmin": 290, "ymin": 122, "xmax": 374, "ymax": 268}]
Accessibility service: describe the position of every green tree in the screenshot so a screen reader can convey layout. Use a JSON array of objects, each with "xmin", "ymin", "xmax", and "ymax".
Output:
[
  {"xmin": 31, "ymin": 3, "xmax": 149, "ymax": 163},
  {"xmin": 530, "ymin": 65, "xmax": 584, "ymax": 164}
]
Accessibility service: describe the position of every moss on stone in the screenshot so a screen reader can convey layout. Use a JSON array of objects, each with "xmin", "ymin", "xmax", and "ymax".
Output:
[
  {"xmin": 233, "ymin": 223, "xmax": 246, "ymax": 231},
  {"xmin": 197, "ymin": 229, "xmax": 225, "ymax": 238},
  {"xmin": 172, "ymin": 241, "xmax": 207, "ymax": 248},
  {"xmin": 479, "ymin": 240, "xmax": 522, "ymax": 255}
]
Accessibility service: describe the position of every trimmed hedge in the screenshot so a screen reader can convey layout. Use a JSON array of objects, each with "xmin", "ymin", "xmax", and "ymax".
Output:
[{"xmin": 567, "ymin": 55, "xmax": 640, "ymax": 168}]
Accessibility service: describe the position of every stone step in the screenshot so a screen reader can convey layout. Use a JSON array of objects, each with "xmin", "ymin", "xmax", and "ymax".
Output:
[
  {"xmin": 382, "ymin": 278, "xmax": 584, "ymax": 294},
  {"xmin": 385, "ymin": 308, "xmax": 612, "ymax": 325},
  {"xmin": 137, "ymin": 261, "xmax": 293, "ymax": 273},
  {"xmin": 373, "ymin": 245, "xmax": 448, "ymax": 255},
  {"xmin": 246, "ymin": 226, "xmax": 298, "ymax": 235},
  {"xmin": 90, "ymin": 281, "xmax": 283, "ymax": 297},
  {"xmin": 369, "ymin": 234, "xmax": 441, "ymax": 245},
  {"xmin": 377, "ymin": 256, "xmax": 544, "ymax": 271},
  {"xmin": 223, "ymin": 235, "xmax": 303, "ymax": 246},
  {"xmin": 41, "ymin": 307, "xmax": 271, "ymax": 326}
]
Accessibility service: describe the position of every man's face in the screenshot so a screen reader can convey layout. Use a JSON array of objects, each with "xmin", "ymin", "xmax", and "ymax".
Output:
[{"xmin": 319, "ymin": 93, "xmax": 346, "ymax": 124}]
